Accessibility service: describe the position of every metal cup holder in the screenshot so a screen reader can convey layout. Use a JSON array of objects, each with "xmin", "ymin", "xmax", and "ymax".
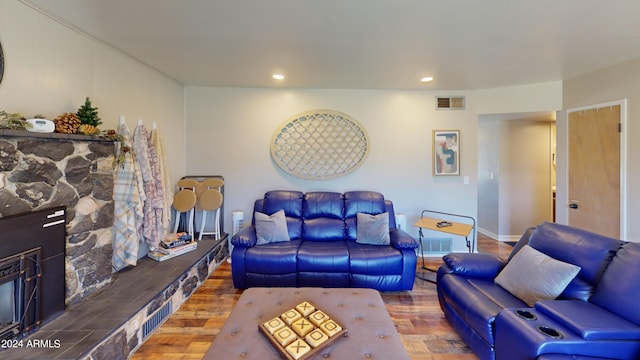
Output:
[
  {"xmin": 515, "ymin": 309, "xmax": 537, "ymax": 321},
  {"xmin": 537, "ymin": 325, "xmax": 563, "ymax": 339}
]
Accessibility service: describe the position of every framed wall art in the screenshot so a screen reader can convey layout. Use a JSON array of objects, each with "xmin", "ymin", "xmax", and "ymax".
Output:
[{"xmin": 433, "ymin": 130, "xmax": 460, "ymax": 176}]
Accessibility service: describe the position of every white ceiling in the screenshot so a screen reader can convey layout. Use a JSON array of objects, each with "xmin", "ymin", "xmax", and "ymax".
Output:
[{"xmin": 22, "ymin": 0, "xmax": 640, "ymax": 90}]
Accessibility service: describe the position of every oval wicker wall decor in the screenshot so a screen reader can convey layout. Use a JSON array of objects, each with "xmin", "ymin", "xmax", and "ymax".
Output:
[{"xmin": 271, "ymin": 109, "xmax": 370, "ymax": 180}]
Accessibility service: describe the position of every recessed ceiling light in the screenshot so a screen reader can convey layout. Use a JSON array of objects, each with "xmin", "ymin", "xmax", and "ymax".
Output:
[
  {"xmin": 272, "ymin": 74, "xmax": 285, "ymax": 80},
  {"xmin": 420, "ymin": 76, "xmax": 434, "ymax": 83}
]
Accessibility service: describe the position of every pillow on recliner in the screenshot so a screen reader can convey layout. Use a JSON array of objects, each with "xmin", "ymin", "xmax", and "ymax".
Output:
[
  {"xmin": 255, "ymin": 209, "xmax": 290, "ymax": 245},
  {"xmin": 356, "ymin": 212, "xmax": 390, "ymax": 245},
  {"xmin": 495, "ymin": 245, "xmax": 581, "ymax": 306}
]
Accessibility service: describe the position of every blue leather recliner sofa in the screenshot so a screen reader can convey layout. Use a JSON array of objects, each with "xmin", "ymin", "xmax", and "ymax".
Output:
[
  {"xmin": 437, "ymin": 221, "xmax": 640, "ymax": 360},
  {"xmin": 231, "ymin": 190, "xmax": 418, "ymax": 291}
]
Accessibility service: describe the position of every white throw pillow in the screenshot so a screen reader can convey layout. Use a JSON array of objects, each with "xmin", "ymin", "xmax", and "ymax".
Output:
[
  {"xmin": 356, "ymin": 212, "xmax": 390, "ymax": 245},
  {"xmin": 495, "ymin": 245, "xmax": 581, "ymax": 306},
  {"xmin": 255, "ymin": 209, "xmax": 290, "ymax": 245}
]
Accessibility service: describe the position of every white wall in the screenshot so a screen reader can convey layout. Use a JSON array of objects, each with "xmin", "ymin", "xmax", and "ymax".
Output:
[
  {"xmin": 477, "ymin": 120, "xmax": 500, "ymax": 236},
  {"xmin": 186, "ymin": 84, "xmax": 561, "ymax": 250},
  {"xmin": 0, "ymin": 0, "xmax": 186, "ymax": 185},
  {"xmin": 561, "ymin": 57, "xmax": 640, "ymax": 240}
]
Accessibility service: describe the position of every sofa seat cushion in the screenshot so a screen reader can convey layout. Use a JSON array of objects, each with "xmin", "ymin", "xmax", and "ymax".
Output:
[
  {"xmin": 535, "ymin": 300, "xmax": 640, "ymax": 341},
  {"xmin": 297, "ymin": 241, "xmax": 350, "ymax": 272},
  {"xmin": 439, "ymin": 274, "xmax": 527, "ymax": 345},
  {"xmin": 347, "ymin": 242, "xmax": 402, "ymax": 275},
  {"xmin": 244, "ymin": 240, "xmax": 302, "ymax": 274}
]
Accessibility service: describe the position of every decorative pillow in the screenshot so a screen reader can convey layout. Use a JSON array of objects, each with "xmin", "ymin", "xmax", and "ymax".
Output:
[
  {"xmin": 255, "ymin": 209, "xmax": 290, "ymax": 245},
  {"xmin": 495, "ymin": 245, "xmax": 581, "ymax": 306},
  {"xmin": 356, "ymin": 212, "xmax": 390, "ymax": 245}
]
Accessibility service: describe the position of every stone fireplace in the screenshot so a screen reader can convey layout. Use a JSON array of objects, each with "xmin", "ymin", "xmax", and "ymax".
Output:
[{"xmin": 0, "ymin": 130, "xmax": 116, "ymax": 305}]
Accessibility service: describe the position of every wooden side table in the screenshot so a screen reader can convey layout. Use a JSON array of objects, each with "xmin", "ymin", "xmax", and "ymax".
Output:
[{"xmin": 414, "ymin": 209, "xmax": 476, "ymax": 282}]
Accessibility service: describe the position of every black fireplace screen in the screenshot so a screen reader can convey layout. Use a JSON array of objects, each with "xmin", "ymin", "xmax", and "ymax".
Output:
[
  {"xmin": 0, "ymin": 206, "xmax": 66, "ymax": 342},
  {"xmin": 0, "ymin": 248, "xmax": 41, "ymax": 341}
]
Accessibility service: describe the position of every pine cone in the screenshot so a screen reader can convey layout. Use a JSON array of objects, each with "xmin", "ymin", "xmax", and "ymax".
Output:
[
  {"xmin": 78, "ymin": 124, "xmax": 100, "ymax": 135},
  {"xmin": 54, "ymin": 112, "xmax": 81, "ymax": 134}
]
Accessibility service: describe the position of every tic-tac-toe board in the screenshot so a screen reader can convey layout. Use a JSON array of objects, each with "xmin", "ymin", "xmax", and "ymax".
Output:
[{"xmin": 259, "ymin": 301, "xmax": 348, "ymax": 360}]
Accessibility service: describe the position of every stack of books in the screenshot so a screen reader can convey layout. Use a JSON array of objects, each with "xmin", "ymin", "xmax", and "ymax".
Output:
[{"xmin": 148, "ymin": 232, "xmax": 197, "ymax": 262}]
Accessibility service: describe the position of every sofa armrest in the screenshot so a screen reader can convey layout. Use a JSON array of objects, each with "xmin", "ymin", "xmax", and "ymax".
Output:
[
  {"xmin": 389, "ymin": 228, "xmax": 419, "ymax": 249},
  {"xmin": 440, "ymin": 252, "xmax": 506, "ymax": 279},
  {"xmin": 231, "ymin": 226, "xmax": 257, "ymax": 248},
  {"xmin": 535, "ymin": 300, "xmax": 640, "ymax": 341}
]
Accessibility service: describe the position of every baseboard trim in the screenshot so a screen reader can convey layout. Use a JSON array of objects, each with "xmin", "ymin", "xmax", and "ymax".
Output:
[{"xmin": 477, "ymin": 227, "xmax": 521, "ymax": 242}]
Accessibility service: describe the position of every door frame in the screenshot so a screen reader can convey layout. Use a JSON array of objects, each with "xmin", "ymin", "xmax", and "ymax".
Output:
[{"xmin": 564, "ymin": 99, "xmax": 627, "ymax": 240}]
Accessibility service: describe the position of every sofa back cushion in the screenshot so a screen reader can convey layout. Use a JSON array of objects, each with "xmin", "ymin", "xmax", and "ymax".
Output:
[
  {"xmin": 303, "ymin": 192, "xmax": 344, "ymax": 219},
  {"xmin": 528, "ymin": 222, "xmax": 623, "ymax": 300},
  {"xmin": 260, "ymin": 190, "xmax": 304, "ymax": 240},
  {"xmin": 303, "ymin": 192, "xmax": 346, "ymax": 241},
  {"xmin": 344, "ymin": 191, "xmax": 387, "ymax": 241},
  {"xmin": 590, "ymin": 242, "xmax": 640, "ymax": 325}
]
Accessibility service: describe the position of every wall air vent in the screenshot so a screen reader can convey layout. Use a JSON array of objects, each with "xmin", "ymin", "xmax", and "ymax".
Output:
[{"xmin": 436, "ymin": 96, "xmax": 465, "ymax": 110}]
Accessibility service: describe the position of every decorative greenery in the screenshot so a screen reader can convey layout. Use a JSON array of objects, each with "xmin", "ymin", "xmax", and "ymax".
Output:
[
  {"xmin": 76, "ymin": 97, "xmax": 102, "ymax": 127},
  {"xmin": 95, "ymin": 129, "xmax": 123, "ymax": 142},
  {"xmin": 95, "ymin": 129, "xmax": 129, "ymax": 168},
  {"xmin": 0, "ymin": 110, "xmax": 31, "ymax": 130}
]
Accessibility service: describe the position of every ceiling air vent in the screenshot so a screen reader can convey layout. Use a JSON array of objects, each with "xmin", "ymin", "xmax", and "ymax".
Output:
[{"xmin": 436, "ymin": 96, "xmax": 465, "ymax": 110}]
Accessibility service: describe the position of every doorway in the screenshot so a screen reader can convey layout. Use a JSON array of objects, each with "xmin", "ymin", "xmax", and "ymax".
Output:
[{"xmin": 477, "ymin": 112, "xmax": 556, "ymax": 241}]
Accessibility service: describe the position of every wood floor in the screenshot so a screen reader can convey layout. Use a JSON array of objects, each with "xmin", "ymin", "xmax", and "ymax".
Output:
[{"xmin": 131, "ymin": 235, "xmax": 513, "ymax": 360}]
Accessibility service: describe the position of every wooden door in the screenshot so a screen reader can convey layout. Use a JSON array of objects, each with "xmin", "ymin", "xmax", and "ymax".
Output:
[{"xmin": 568, "ymin": 105, "xmax": 620, "ymax": 238}]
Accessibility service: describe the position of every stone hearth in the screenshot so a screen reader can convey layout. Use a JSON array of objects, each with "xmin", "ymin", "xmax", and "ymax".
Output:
[
  {"xmin": 2, "ymin": 235, "xmax": 228, "ymax": 360},
  {"xmin": 0, "ymin": 130, "xmax": 116, "ymax": 305}
]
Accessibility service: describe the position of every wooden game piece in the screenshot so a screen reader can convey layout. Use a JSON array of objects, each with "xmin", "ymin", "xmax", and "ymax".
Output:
[
  {"xmin": 263, "ymin": 317, "xmax": 286, "ymax": 335},
  {"xmin": 274, "ymin": 327, "xmax": 297, "ymax": 347},
  {"xmin": 281, "ymin": 309, "xmax": 302, "ymax": 325},
  {"xmin": 295, "ymin": 301, "xmax": 315, "ymax": 317},
  {"xmin": 308, "ymin": 310, "xmax": 328, "ymax": 327},
  {"xmin": 285, "ymin": 339, "xmax": 311, "ymax": 360},
  {"xmin": 305, "ymin": 328, "xmax": 329, "ymax": 348},
  {"xmin": 320, "ymin": 319, "xmax": 342, "ymax": 337},
  {"xmin": 291, "ymin": 317, "xmax": 314, "ymax": 337}
]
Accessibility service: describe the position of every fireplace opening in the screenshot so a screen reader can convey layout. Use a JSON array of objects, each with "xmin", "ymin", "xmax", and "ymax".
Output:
[
  {"xmin": 0, "ymin": 248, "xmax": 41, "ymax": 341},
  {"xmin": 0, "ymin": 207, "xmax": 66, "ymax": 343}
]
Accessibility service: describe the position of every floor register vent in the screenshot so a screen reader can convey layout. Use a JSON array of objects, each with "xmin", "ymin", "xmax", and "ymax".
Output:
[
  {"xmin": 422, "ymin": 238, "xmax": 453, "ymax": 254},
  {"xmin": 143, "ymin": 300, "xmax": 173, "ymax": 339},
  {"xmin": 436, "ymin": 96, "xmax": 465, "ymax": 110}
]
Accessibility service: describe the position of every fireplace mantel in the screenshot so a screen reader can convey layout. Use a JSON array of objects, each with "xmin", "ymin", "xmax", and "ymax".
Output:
[{"xmin": 0, "ymin": 128, "xmax": 117, "ymax": 142}]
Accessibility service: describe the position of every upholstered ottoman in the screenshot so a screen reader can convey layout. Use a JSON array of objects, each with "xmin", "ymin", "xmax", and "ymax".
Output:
[{"xmin": 203, "ymin": 287, "xmax": 409, "ymax": 360}]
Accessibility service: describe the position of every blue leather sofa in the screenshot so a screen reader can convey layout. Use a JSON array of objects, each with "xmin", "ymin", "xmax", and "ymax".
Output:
[
  {"xmin": 231, "ymin": 190, "xmax": 418, "ymax": 291},
  {"xmin": 437, "ymin": 222, "xmax": 640, "ymax": 360}
]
